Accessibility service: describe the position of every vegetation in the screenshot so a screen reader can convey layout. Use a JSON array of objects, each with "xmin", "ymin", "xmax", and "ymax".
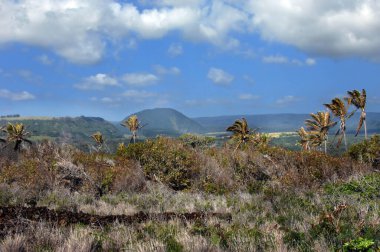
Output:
[
  {"xmin": 348, "ymin": 135, "xmax": 380, "ymax": 163},
  {"xmin": 0, "ymin": 88, "xmax": 379, "ymax": 251},
  {"xmin": 2, "ymin": 122, "xmax": 32, "ymax": 151},
  {"xmin": 305, "ymin": 111, "xmax": 337, "ymax": 153},
  {"xmin": 121, "ymin": 115, "xmax": 143, "ymax": 143},
  {"xmin": 226, "ymin": 118, "xmax": 253, "ymax": 151},
  {"xmin": 347, "ymin": 89, "xmax": 368, "ymax": 139},
  {"xmin": 324, "ymin": 98, "xmax": 352, "ymax": 150}
]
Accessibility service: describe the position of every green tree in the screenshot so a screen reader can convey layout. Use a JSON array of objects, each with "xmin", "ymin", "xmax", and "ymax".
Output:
[
  {"xmin": 305, "ymin": 111, "xmax": 337, "ymax": 153},
  {"xmin": 2, "ymin": 123, "xmax": 32, "ymax": 152},
  {"xmin": 226, "ymin": 118, "xmax": 254, "ymax": 151},
  {"xmin": 346, "ymin": 89, "xmax": 367, "ymax": 139},
  {"xmin": 324, "ymin": 98, "xmax": 351, "ymax": 151},
  {"xmin": 121, "ymin": 115, "xmax": 144, "ymax": 143}
]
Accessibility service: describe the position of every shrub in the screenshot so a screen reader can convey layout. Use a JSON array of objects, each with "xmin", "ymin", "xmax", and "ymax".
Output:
[
  {"xmin": 348, "ymin": 135, "xmax": 380, "ymax": 163},
  {"xmin": 343, "ymin": 237, "xmax": 375, "ymax": 252},
  {"xmin": 178, "ymin": 134, "xmax": 215, "ymax": 149},
  {"xmin": 125, "ymin": 137, "xmax": 201, "ymax": 190}
]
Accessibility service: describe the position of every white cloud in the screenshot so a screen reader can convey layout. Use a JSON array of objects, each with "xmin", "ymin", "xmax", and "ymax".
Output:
[
  {"xmin": 37, "ymin": 54, "xmax": 53, "ymax": 65},
  {"xmin": 263, "ymin": 55, "xmax": 317, "ymax": 66},
  {"xmin": 249, "ymin": 0, "xmax": 380, "ymax": 60},
  {"xmin": 1, "ymin": 1, "xmax": 380, "ymax": 62},
  {"xmin": 122, "ymin": 73, "xmax": 159, "ymax": 86},
  {"xmin": 239, "ymin": 94, "xmax": 260, "ymax": 100},
  {"xmin": 275, "ymin": 95, "xmax": 302, "ymax": 106},
  {"xmin": 207, "ymin": 67, "xmax": 234, "ymax": 85},
  {"xmin": 0, "ymin": 89, "xmax": 35, "ymax": 101},
  {"xmin": 154, "ymin": 65, "xmax": 181, "ymax": 75},
  {"xmin": 75, "ymin": 73, "xmax": 119, "ymax": 90},
  {"xmin": 305, "ymin": 58, "xmax": 316, "ymax": 66},
  {"xmin": 0, "ymin": 1, "xmax": 250, "ymax": 64},
  {"xmin": 168, "ymin": 43, "xmax": 183, "ymax": 56}
]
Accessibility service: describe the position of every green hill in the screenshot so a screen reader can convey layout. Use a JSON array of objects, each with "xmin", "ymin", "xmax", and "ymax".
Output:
[
  {"xmin": 122, "ymin": 108, "xmax": 205, "ymax": 137},
  {"xmin": 0, "ymin": 116, "xmax": 122, "ymax": 145}
]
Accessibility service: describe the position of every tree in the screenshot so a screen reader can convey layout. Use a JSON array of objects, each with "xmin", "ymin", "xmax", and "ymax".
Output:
[
  {"xmin": 324, "ymin": 98, "xmax": 351, "ymax": 151},
  {"xmin": 91, "ymin": 131, "xmax": 104, "ymax": 152},
  {"xmin": 121, "ymin": 115, "xmax": 144, "ymax": 143},
  {"xmin": 305, "ymin": 111, "xmax": 337, "ymax": 153},
  {"xmin": 2, "ymin": 123, "xmax": 32, "ymax": 152},
  {"xmin": 226, "ymin": 118, "xmax": 254, "ymax": 151},
  {"xmin": 346, "ymin": 89, "xmax": 367, "ymax": 139},
  {"xmin": 297, "ymin": 127, "xmax": 323, "ymax": 151}
]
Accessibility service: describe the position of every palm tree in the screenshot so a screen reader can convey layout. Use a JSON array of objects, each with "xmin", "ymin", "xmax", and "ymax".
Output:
[
  {"xmin": 346, "ymin": 89, "xmax": 367, "ymax": 139},
  {"xmin": 324, "ymin": 98, "xmax": 351, "ymax": 151},
  {"xmin": 3, "ymin": 123, "xmax": 32, "ymax": 151},
  {"xmin": 121, "ymin": 115, "xmax": 143, "ymax": 143},
  {"xmin": 226, "ymin": 118, "xmax": 253, "ymax": 151},
  {"xmin": 305, "ymin": 111, "xmax": 337, "ymax": 153},
  {"xmin": 297, "ymin": 127, "xmax": 313, "ymax": 151},
  {"xmin": 91, "ymin": 131, "xmax": 104, "ymax": 152}
]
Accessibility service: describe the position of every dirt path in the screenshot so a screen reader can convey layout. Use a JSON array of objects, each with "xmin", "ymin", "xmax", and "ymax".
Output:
[{"xmin": 0, "ymin": 206, "xmax": 231, "ymax": 237}]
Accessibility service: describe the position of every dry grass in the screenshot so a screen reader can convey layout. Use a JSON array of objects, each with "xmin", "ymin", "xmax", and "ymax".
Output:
[{"xmin": 0, "ymin": 138, "xmax": 378, "ymax": 251}]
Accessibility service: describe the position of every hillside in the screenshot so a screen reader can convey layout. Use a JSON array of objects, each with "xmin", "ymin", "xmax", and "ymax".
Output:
[
  {"xmin": 122, "ymin": 108, "xmax": 204, "ymax": 137},
  {"xmin": 194, "ymin": 112, "xmax": 380, "ymax": 134},
  {"xmin": 0, "ymin": 116, "xmax": 122, "ymax": 144}
]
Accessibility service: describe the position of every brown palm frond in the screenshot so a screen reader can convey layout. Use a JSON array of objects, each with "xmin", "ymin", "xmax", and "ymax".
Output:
[
  {"xmin": 324, "ymin": 98, "xmax": 350, "ymax": 150},
  {"xmin": 346, "ymin": 89, "xmax": 367, "ymax": 138},
  {"xmin": 226, "ymin": 118, "xmax": 254, "ymax": 151},
  {"xmin": 91, "ymin": 131, "xmax": 104, "ymax": 145}
]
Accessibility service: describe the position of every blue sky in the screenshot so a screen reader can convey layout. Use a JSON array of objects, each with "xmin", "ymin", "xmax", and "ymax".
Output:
[{"xmin": 0, "ymin": 0, "xmax": 379, "ymax": 121}]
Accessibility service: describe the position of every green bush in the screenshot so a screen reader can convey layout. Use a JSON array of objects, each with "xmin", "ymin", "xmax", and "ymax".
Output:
[
  {"xmin": 178, "ymin": 133, "xmax": 215, "ymax": 149},
  {"xmin": 125, "ymin": 137, "xmax": 201, "ymax": 190},
  {"xmin": 343, "ymin": 237, "xmax": 375, "ymax": 252},
  {"xmin": 348, "ymin": 135, "xmax": 380, "ymax": 163},
  {"xmin": 324, "ymin": 173, "xmax": 380, "ymax": 199}
]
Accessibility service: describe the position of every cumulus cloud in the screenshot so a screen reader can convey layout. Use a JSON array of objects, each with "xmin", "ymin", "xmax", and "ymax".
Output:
[
  {"xmin": 275, "ymin": 95, "xmax": 302, "ymax": 107},
  {"xmin": 207, "ymin": 67, "xmax": 234, "ymax": 85},
  {"xmin": 122, "ymin": 73, "xmax": 159, "ymax": 86},
  {"xmin": 75, "ymin": 73, "xmax": 119, "ymax": 90},
  {"xmin": 0, "ymin": 89, "xmax": 35, "ymax": 101},
  {"xmin": 1, "ymin": 0, "xmax": 380, "ymax": 62},
  {"xmin": 0, "ymin": 0, "xmax": 252, "ymax": 63},
  {"xmin": 154, "ymin": 65, "xmax": 181, "ymax": 75},
  {"xmin": 249, "ymin": 0, "xmax": 380, "ymax": 60},
  {"xmin": 168, "ymin": 43, "xmax": 183, "ymax": 56}
]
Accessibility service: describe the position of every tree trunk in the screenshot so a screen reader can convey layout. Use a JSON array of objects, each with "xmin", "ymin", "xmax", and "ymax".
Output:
[
  {"xmin": 343, "ymin": 130, "xmax": 348, "ymax": 151},
  {"xmin": 363, "ymin": 110, "xmax": 367, "ymax": 140},
  {"xmin": 324, "ymin": 139, "xmax": 327, "ymax": 154}
]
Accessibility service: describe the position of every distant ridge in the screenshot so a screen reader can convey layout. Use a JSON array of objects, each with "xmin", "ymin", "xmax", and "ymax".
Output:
[
  {"xmin": 122, "ymin": 108, "xmax": 204, "ymax": 137},
  {"xmin": 193, "ymin": 112, "xmax": 380, "ymax": 134},
  {"xmin": 0, "ymin": 116, "xmax": 122, "ymax": 142}
]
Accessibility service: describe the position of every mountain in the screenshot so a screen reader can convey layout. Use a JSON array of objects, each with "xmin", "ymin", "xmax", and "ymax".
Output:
[
  {"xmin": 0, "ymin": 116, "xmax": 122, "ymax": 144},
  {"xmin": 122, "ymin": 108, "xmax": 204, "ymax": 137},
  {"xmin": 194, "ymin": 112, "xmax": 380, "ymax": 134}
]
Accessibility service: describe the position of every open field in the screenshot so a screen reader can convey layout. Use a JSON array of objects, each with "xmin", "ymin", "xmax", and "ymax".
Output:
[{"xmin": 0, "ymin": 136, "xmax": 379, "ymax": 251}]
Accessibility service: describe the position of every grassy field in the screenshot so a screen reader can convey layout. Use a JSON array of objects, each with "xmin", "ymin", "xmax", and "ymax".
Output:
[{"xmin": 0, "ymin": 136, "xmax": 379, "ymax": 251}]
